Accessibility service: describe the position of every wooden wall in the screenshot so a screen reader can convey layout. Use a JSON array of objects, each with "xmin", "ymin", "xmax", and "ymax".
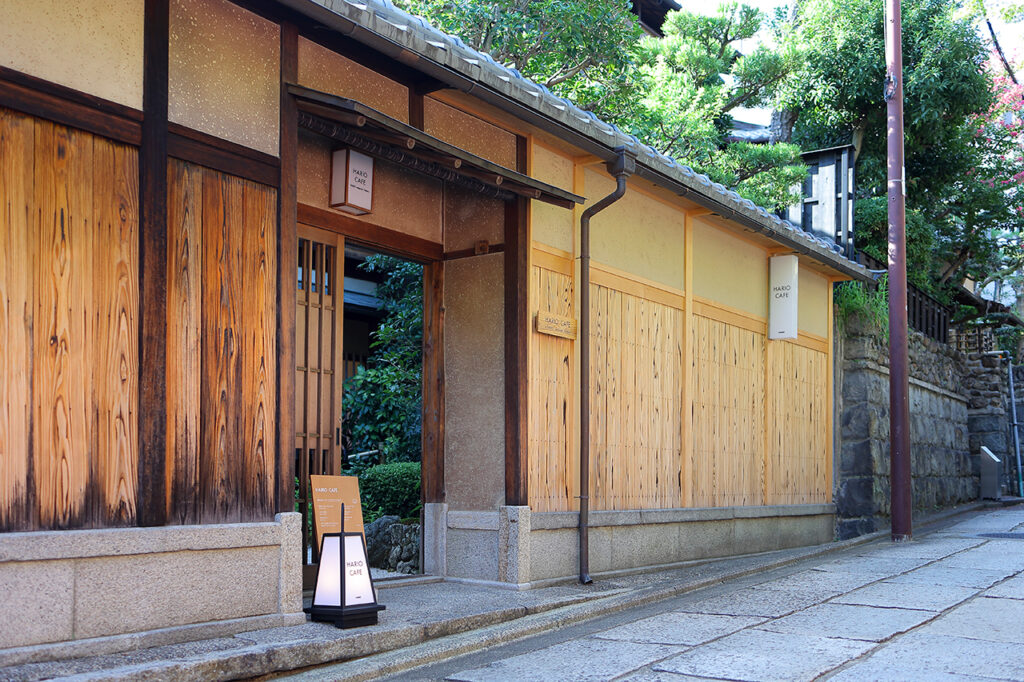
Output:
[
  {"xmin": 0, "ymin": 108, "xmax": 139, "ymax": 530},
  {"xmin": 166, "ymin": 158, "xmax": 278, "ymax": 524},
  {"xmin": 527, "ymin": 238, "xmax": 833, "ymax": 513}
]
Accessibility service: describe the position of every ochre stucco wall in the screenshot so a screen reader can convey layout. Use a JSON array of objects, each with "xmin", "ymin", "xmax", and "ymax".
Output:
[
  {"xmin": 169, "ymin": 0, "xmax": 280, "ymax": 156},
  {"xmin": 297, "ymin": 38, "xmax": 409, "ymax": 123},
  {"xmin": 296, "ymin": 130, "xmax": 443, "ymax": 243},
  {"xmin": 530, "ymin": 143, "xmax": 575, "ymax": 253},
  {"xmin": 444, "ymin": 255, "xmax": 506, "ymax": 512},
  {"xmin": 585, "ymin": 169, "xmax": 685, "ymax": 291},
  {"xmin": 444, "ymin": 185, "xmax": 504, "ymax": 252},
  {"xmin": 424, "ymin": 98, "xmax": 517, "ymax": 169},
  {"xmin": 798, "ymin": 267, "xmax": 830, "ymax": 337},
  {"xmin": 0, "ymin": 0, "xmax": 144, "ymax": 109},
  {"xmin": 691, "ymin": 218, "xmax": 767, "ymax": 317}
]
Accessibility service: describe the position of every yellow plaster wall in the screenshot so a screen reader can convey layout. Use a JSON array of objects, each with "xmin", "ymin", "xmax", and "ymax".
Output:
[
  {"xmin": 444, "ymin": 185, "xmax": 504, "ymax": 251},
  {"xmin": 0, "ymin": 0, "xmax": 144, "ymax": 109},
  {"xmin": 296, "ymin": 130, "xmax": 442, "ymax": 243},
  {"xmin": 798, "ymin": 267, "xmax": 830, "ymax": 337},
  {"xmin": 297, "ymin": 38, "xmax": 409, "ymax": 123},
  {"xmin": 169, "ymin": 0, "xmax": 280, "ymax": 156},
  {"xmin": 530, "ymin": 143, "xmax": 575, "ymax": 253},
  {"xmin": 424, "ymin": 98, "xmax": 517, "ymax": 169},
  {"xmin": 691, "ymin": 219, "xmax": 767, "ymax": 317},
  {"xmin": 585, "ymin": 169, "xmax": 685, "ymax": 291}
]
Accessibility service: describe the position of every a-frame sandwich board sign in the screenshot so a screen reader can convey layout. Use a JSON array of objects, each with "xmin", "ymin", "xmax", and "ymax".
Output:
[{"xmin": 305, "ymin": 504, "xmax": 385, "ymax": 628}]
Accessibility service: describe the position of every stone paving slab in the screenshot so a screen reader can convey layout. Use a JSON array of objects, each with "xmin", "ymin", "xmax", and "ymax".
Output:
[
  {"xmin": 842, "ymin": 631, "xmax": 1024, "ymax": 680},
  {"xmin": 923, "ymin": 596, "xmax": 1024, "ymax": 644},
  {"xmin": 618, "ymin": 671, "xmax": 719, "ymax": 682},
  {"xmin": 753, "ymin": 568, "xmax": 880, "ymax": 597},
  {"xmin": 593, "ymin": 612, "xmax": 766, "ymax": 646},
  {"xmin": 444, "ymin": 637, "xmax": 683, "ymax": 682},
  {"xmin": 756, "ymin": 602, "xmax": 934, "ymax": 642},
  {"xmin": 832, "ymin": 580, "xmax": 977, "ymax": 612},
  {"xmin": 937, "ymin": 544, "xmax": 1024, "ymax": 573},
  {"xmin": 850, "ymin": 538, "xmax": 985, "ymax": 560},
  {"xmin": 828, "ymin": 658, "xmax": 998, "ymax": 682},
  {"xmin": 811, "ymin": 555, "xmax": 932, "ymax": 576},
  {"xmin": 884, "ymin": 564, "xmax": 1008, "ymax": 589},
  {"xmin": 675, "ymin": 586, "xmax": 825, "ymax": 618},
  {"xmin": 983, "ymin": 573, "xmax": 1024, "ymax": 599},
  {"xmin": 651, "ymin": 628, "xmax": 874, "ymax": 682}
]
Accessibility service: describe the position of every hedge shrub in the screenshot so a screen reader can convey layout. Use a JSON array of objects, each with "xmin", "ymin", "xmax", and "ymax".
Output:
[{"xmin": 360, "ymin": 462, "xmax": 421, "ymax": 521}]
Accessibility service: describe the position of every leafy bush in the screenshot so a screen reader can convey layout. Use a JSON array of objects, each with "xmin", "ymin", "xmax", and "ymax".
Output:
[
  {"xmin": 360, "ymin": 462, "xmax": 421, "ymax": 521},
  {"xmin": 835, "ymin": 277, "xmax": 889, "ymax": 341},
  {"xmin": 343, "ymin": 255, "xmax": 423, "ymax": 466}
]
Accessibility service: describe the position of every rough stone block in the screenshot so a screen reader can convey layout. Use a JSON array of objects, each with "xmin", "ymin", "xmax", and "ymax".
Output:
[
  {"xmin": 835, "ymin": 517, "xmax": 875, "ymax": 540},
  {"xmin": 835, "ymin": 478, "xmax": 874, "ymax": 518},
  {"xmin": 840, "ymin": 440, "xmax": 873, "ymax": 476},
  {"xmin": 0, "ymin": 561, "xmax": 74, "ymax": 649}
]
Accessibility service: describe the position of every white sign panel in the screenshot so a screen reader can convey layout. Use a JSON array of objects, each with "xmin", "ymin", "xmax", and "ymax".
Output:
[
  {"xmin": 343, "ymin": 535, "xmax": 375, "ymax": 606},
  {"xmin": 330, "ymin": 149, "xmax": 374, "ymax": 215},
  {"xmin": 769, "ymin": 254, "xmax": 799, "ymax": 340},
  {"xmin": 311, "ymin": 534, "xmax": 376, "ymax": 608}
]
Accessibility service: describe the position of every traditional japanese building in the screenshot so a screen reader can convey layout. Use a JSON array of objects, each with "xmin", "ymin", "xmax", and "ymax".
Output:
[{"xmin": 0, "ymin": 0, "xmax": 868, "ymax": 659}]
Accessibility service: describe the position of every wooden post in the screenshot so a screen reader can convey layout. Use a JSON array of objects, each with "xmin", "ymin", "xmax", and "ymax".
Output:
[
  {"xmin": 504, "ymin": 194, "xmax": 530, "ymax": 507},
  {"xmin": 138, "ymin": 0, "xmax": 169, "ymax": 527},
  {"xmin": 277, "ymin": 22, "xmax": 298, "ymax": 514},
  {"xmin": 421, "ymin": 261, "xmax": 445, "ymax": 503}
]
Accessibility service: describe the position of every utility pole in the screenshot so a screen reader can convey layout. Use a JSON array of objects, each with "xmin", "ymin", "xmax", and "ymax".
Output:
[{"xmin": 885, "ymin": 0, "xmax": 912, "ymax": 541}]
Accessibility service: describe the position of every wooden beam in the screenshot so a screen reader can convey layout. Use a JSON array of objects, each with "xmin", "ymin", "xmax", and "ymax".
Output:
[
  {"xmin": 297, "ymin": 203, "xmax": 442, "ymax": 263},
  {"xmin": 409, "ymin": 89, "xmax": 425, "ymax": 131},
  {"xmin": 138, "ymin": 0, "xmax": 170, "ymax": 527},
  {"xmin": 0, "ymin": 65, "xmax": 143, "ymax": 145},
  {"xmin": 504, "ymin": 135, "xmax": 530, "ymax": 506},
  {"xmin": 421, "ymin": 262, "xmax": 445, "ymax": 503},
  {"xmin": 168, "ymin": 123, "xmax": 280, "ymax": 187},
  {"xmin": 276, "ymin": 22, "xmax": 299, "ymax": 514}
]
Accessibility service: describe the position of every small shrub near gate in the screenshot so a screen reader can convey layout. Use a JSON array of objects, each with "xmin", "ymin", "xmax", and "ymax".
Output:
[{"xmin": 360, "ymin": 462, "xmax": 421, "ymax": 523}]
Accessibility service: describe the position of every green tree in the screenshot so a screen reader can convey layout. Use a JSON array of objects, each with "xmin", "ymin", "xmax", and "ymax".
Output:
[
  {"xmin": 343, "ymin": 256, "xmax": 424, "ymax": 465},
  {"xmin": 397, "ymin": 0, "xmax": 806, "ymax": 210},
  {"xmin": 395, "ymin": 0, "xmax": 644, "ymax": 122},
  {"xmin": 630, "ymin": 3, "xmax": 808, "ymax": 208},
  {"xmin": 781, "ymin": 0, "xmax": 1024, "ymax": 294}
]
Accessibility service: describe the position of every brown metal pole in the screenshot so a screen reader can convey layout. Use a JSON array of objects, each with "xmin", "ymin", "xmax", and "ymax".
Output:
[
  {"xmin": 579, "ymin": 148, "xmax": 634, "ymax": 584},
  {"xmin": 885, "ymin": 0, "xmax": 912, "ymax": 541}
]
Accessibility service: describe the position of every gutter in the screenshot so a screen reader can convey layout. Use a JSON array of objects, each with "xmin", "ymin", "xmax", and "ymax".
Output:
[{"xmin": 579, "ymin": 149, "xmax": 636, "ymax": 584}]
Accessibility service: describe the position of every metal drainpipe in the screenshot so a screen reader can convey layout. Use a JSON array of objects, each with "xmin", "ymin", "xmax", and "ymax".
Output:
[{"xmin": 579, "ymin": 148, "xmax": 636, "ymax": 584}]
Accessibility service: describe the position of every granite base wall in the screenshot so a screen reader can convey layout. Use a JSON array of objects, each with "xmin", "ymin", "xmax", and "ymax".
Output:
[
  {"xmin": 835, "ymin": 317, "xmax": 998, "ymax": 539},
  {"xmin": 0, "ymin": 513, "xmax": 305, "ymax": 666}
]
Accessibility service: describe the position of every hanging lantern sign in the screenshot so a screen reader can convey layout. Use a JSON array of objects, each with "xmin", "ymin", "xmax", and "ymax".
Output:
[
  {"xmin": 769, "ymin": 254, "xmax": 799, "ymax": 340},
  {"xmin": 330, "ymin": 148, "xmax": 374, "ymax": 215}
]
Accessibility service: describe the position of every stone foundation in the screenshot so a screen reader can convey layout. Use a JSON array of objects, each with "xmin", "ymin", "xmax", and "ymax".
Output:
[{"xmin": 0, "ymin": 512, "xmax": 305, "ymax": 666}]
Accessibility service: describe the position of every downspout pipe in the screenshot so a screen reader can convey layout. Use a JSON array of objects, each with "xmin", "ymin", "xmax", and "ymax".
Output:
[{"xmin": 579, "ymin": 148, "xmax": 636, "ymax": 584}]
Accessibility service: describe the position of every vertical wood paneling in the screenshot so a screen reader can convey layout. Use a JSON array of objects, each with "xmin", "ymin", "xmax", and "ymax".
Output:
[
  {"xmin": 241, "ymin": 179, "xmax": 277, "ymax": 518},
  {"xmin": 92, "ymin": 138, "xmax": 139, "ymax": 525},
  {"xmin": 33, "ymin": 121, "xmax": 92, "ymax": 528},
  {"xmin": 527, "ymin": 260, "xmax": 575, "ymax": 512},
  {"xmin": 167, "ymin": 159, "xmax": 202, "ymax": 523},
  {"xmin": 0, "ymin": 108, "xmax": 34, "ymax": 530}
]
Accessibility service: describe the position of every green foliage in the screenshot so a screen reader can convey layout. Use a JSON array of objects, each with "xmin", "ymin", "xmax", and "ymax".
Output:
[
  {"xmin": 834, "ymin": 277, "xmax": 889, "ymax": 340},
  {"xmin": 359, "ymin": 462, "xmax": 422, "ymax": 521},
  {"xmin": 630, "ymin": 3, "xmax": 807, "ymax": 209},
  {"xmin": 397, "ymin": 0, "xmax": 807, "ymax": 210},
  {"xmin": 343, "ymin": 255, "xmax": 423, "ymax": 465},
  {"xmin": 394, "ymin": 0, "xmax": 644, "ymax": 122},
  {"xmin": 783, "ymin": 0, "xmax": 1024, "ymax": 287}
]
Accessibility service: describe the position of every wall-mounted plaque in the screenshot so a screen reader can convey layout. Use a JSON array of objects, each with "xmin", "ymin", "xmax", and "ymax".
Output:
[
  {"xmin": 535, "ymin": 312, "xmax": 577, "ymax": 339},
  {"xmin": 769, "ymin": 254, "xmax": 799, "ymax": 340}
]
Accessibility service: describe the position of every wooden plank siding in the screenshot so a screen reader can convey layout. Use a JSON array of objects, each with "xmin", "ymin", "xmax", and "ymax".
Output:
[
  {"xmin": 0, "ymin": 109, "xmax": 139, "ymax": 530},
  {"xmin": 167, "ymin": 159, "xmax": 279, "ymax": 525},
  {"xmin": 527, "ymin": 242, "xmax": 833, "ymax": 513}
]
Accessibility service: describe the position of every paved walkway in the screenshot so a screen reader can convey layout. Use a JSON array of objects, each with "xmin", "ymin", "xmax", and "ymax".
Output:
[
  {"xmin": 344, "ymin": 505, "xmax": 1024, "ymax": 682},
  {"xmin": 2, "ymin": 503, "xmax": 1018, "ymax": 681}
]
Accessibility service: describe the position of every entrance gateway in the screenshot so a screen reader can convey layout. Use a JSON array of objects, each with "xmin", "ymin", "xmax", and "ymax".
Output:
[{"xmin": 290, "ymin": 86, "xmax": 580, "ymax": 583}]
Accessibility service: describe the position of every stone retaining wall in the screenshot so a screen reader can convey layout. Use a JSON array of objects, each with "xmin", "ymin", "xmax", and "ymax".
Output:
[{"xmin": 835, "ymin": 316, "xmax": 990, "ymax": 539}]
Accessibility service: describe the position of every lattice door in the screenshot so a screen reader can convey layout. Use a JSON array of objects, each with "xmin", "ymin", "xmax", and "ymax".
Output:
[{"xmin": 295, "ymin": 224, "xmax": 343, "ymax": 564}]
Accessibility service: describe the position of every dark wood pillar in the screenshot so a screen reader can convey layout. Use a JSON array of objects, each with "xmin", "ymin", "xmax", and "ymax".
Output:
[
  {"xmin": 504, "ymin": 136, "xmax": 530, "ymax": 506},
  {"xmin": 276, "ymin": 21, "xmax": 298, "ymax": 514},
  {"xmin": 138, "ymin": 0, "xmax": 170, "ymax": 526},
  {"xmin": 421, "ymin": 261, "xmax": 445, "ymax": 503}
]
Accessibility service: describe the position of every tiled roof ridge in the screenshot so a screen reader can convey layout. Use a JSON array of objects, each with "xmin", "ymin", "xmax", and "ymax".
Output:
[{"xmin": 307, "ymin": 0, "xmax": 867, "ymax": 274}]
